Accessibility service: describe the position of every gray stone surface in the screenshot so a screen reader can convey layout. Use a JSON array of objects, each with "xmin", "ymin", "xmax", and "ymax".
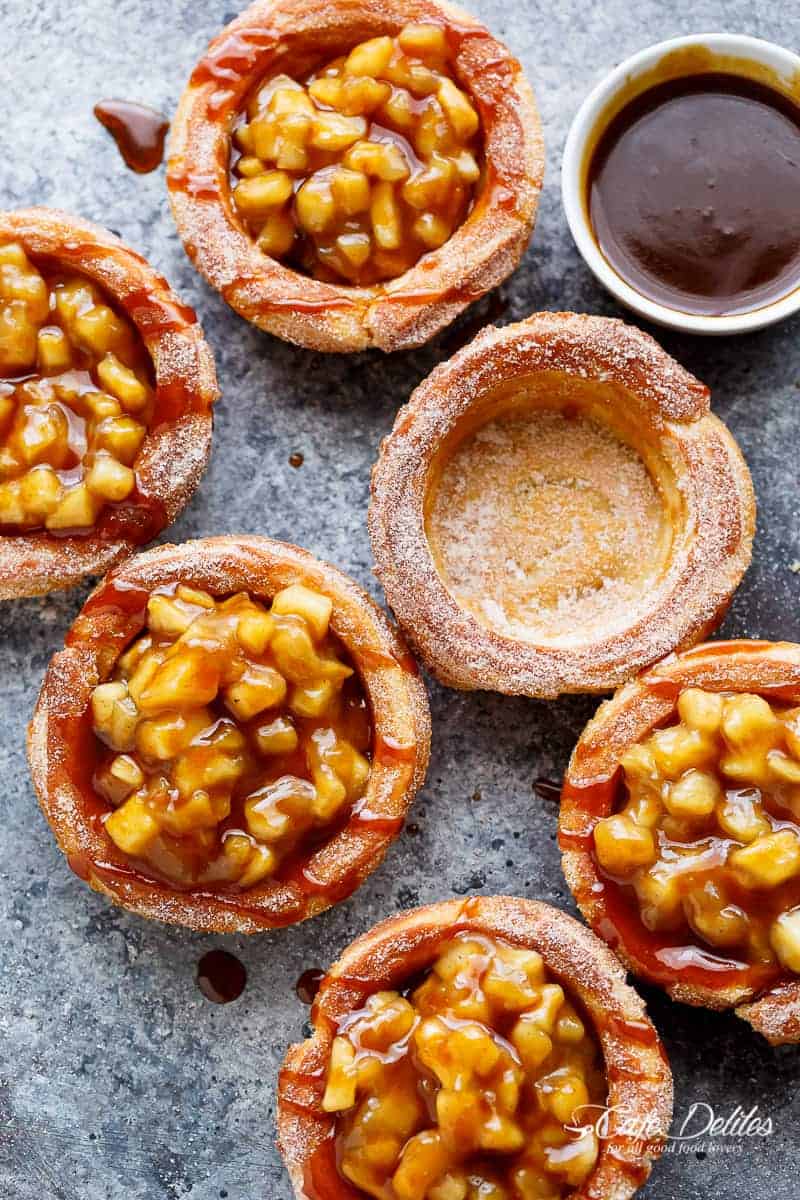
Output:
[{"xmin": 1, "ymin": 1, "xmax": 800, "ymax": 1197}]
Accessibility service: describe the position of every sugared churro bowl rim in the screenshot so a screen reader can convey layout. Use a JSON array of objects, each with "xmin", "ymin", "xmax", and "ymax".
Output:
[
  {"xmin": 27, "ymin": 535, "xmax": 431, "ymax": 932},
  {"xmin": 277, "ymin": 895, "xmax": 673, "ymax": 1200},
  {"xmin": 560, "ymin": 639, "xmax": 800, "ymax": 1044},
  {"xmin": 166, "ymin": 0, "xmax": 543, "ymax": 353},
  {"xmin": 368, "ymin": 311, "xmax": 756, "ymax": 698},
  {"xmin": 0, "ymin": 206, "xmax": 218, "ymax": 599}
]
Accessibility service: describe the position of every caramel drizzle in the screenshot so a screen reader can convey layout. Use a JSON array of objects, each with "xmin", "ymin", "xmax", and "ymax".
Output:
[
  {"xmin": 58, "ymin": 574, "xmax": 417, "ymax": 920},
  {"xmin": 295, "ymin": 912, "xmax": 645, "ymax": 1200},
  {"xmin": 189, "ymin": 26, "xmax": 280, "ymax": 115},
  {"xmin": 559, "ymin": 673, "xmax": 797, "ymax": 995},
  {"xmin": 168, "ymin": 18, "xmax": 525, "ymax": 317}
]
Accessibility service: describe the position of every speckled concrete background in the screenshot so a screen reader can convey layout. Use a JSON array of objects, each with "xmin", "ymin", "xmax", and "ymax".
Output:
[{"xmin": 1, "ymin": 1, "xmax": 799, "ymax": 1197}]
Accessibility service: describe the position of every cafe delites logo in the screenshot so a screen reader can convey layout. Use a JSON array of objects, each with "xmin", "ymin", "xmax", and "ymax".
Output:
[{"xmin": 566, "ymin": 1100, "xmax": 774, "ymax": 1156}]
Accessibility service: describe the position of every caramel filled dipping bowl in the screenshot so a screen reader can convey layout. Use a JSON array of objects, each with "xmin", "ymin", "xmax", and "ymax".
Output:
[
  {"xmin": 369, "ymin": 312, "xmax": 754, "ymax": 698},
  {"xmin": 562, "ymin": 34, "xmax": 800, "ymax": 334}
]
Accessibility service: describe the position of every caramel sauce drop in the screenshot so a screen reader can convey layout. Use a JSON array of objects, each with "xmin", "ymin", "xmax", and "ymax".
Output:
[
  {"xmin": 289, "ymin": 452, "xmax": 304, "ymax": 468},
  {"xmin": 533, "ymin": 778, "xmax": 562, "ymax": 805},
  {"xmin": 295, "ymin": 967, "xmax": 325, "ymax": 1005},
  {"xmin": 94, "ymin": 100, "xmax": 169, "ymax": 174},
  {"xmin": 196, "ymin": 949, "xmax": 247, "ymax": 1003}
]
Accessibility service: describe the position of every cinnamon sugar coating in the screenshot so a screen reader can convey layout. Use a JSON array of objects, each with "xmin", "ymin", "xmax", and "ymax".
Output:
[
  {"xmin": 277, "ymin": 896, "xmax": 673, "ymax": 1200},
  {"xmin": 369, "ymin": 312, "xmax": 755, "ymax": 698},
  {"xmin": 167, "ymin": 0, "xmax": 543, "ymax": 353},
  {"xmin": 561, "ymin": 639, "xmax": 800, "ymax": 1044},
  {"xmin": 0, "ymin": 207, "xmax": 217, "ymax": 599},
  {"xmin": 27, "ymin": 536, "xmax": 431, "ymax": 931}
]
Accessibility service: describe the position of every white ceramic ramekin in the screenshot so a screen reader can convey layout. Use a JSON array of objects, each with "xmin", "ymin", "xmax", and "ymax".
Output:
[{"xmin": 562, "ymin": 33, "xmax": 800, "ymax": 335}]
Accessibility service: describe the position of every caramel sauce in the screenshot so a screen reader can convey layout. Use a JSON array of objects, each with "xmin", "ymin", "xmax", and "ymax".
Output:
[
  {"xmin": 220, "ymin": 282, "xmax": 358, "ymax": 316},
  {"xmin": 641, "ymin": 641, "xmax": 800, "ymax": 704},
  {"xmin": 190, "ymin": 27, "xmax": 278, "ymax": 91},
  {"xmin": 67, "ymin": 576, "xmax": 150, "ymax": 643},
  {"xmin": 560, "ymin": 767, "xmax": 789, "ymax": 993},
  {"xmin": 67, "ymin": 851, "xmax": 92, "ymax": 882},
  {"xmin": 296, "ymin": 967, "xmax": 325, "ymax": 1005},
  {"xmin": 603, "ymin": 1013, "xmax": 659, "ymax": 1047},
  {"xmin": 94, "ymin": 100, "xmax": 169, "ymax": 174},
  {"xmin": 196, "ymin": 948, "xmax": 247, "ymax": 1003},
  {"xmin": 534, "ymin": 778, "xmax": 562, "ymax": 805},
  {"xmin": 306, "ymin": 1138, "xmax": 362, "ymax": 1200},
  {"xmin": 0, "ymin": 253, "xmax": 205, "ymax": 547},
  {"xmin": 55, "ymin": 579, "xmax": 414, "ymax": 922},
  {"xmin": 116, "ymin": 285, "xmax": 204, "ymax": 428},
  {"xmin": 119, "ymin": 287, "xmax": 197, "ymax": 339},
  {"xmin": 166, "ymin": 170, "xmax": 222, "ymax": 201},
  {"xmin": 374, "ymin": 735, "xmax": 417, "ymax": 767},
  {"xmin": 588, "ymin": 73, "xmax": 800, "ymax": 315},
  {"xmin": 357, "ymin": 645, "xmax": 420, "ymax": 676}
]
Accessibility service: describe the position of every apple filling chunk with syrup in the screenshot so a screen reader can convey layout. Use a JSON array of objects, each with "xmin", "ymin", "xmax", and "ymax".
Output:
[
  {"xmin": 0, "ymin": 242, "xmax": 152, "ymax": 533},
  {"xmin": 231, "ymin": 23, "xmax": 481, "ymax": 284},
  {"xmin": 322, "ymin": 932, "xmax": 605, "ymax": 1200},
  {"xmin": 90, "ymin": 582, "xmax": 371, "ymax": 889},
  {"xmin": 593, "ymin": 688, "xmax": 800, "ymax": 973}
]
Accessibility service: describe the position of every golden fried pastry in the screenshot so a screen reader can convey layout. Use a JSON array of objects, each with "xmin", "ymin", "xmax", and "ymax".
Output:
[
  {"xmin": 369, "ymin": 312, "xmax": 755, "ymax": 698},
  {"xmin": 167, "ymin": 0, "xmax": 542, "ymax": 352},
  {"xmin": 278, "ymin": 896, "xmax": 672, "ymax": 1200},
  {"xmin": 0, "ymin": 207, "xmax": 217, "ymax": 598},
  {"xmin": 560, "ymin": 639, "xmax": 800, "ymax": 1044},
  {"xmin": 28, "ymin": 536, "xmax": 430, "ymax": 931}
]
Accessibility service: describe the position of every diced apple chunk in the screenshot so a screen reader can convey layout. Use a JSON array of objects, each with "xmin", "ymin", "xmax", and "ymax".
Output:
[
  {"xmin": 86, "ymin": 451, "xmax": 136, "ymax": 502},
  {"xmin": 139, "ymin": 648, "xmax": 221, "ymax": 710},
  {"xmin": 105, "ymin": 795, "xmax": 160, "ymax": 856},
  {"xmin": 224, "ymin": 663, "xmax": 286, "ymax": 719},
  {"xmin": 45, "ymin": 483, "xmax": 102, "ymax": 530},
  {"xmin": 729, "ymin": 830, "xmax": 800, "ymax": 889},
  {"xmin": 770, "ymin": 908, "xmax": 800, "ymax": 972}
]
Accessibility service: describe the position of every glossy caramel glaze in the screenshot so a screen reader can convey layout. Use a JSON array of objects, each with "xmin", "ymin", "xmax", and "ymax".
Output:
[
  {"xmin": 588, "ymin": 74, "xmax": 800, "ymax": 316},
  {"xmin": 560, "ymin": 640, "xmax": 800, "ymax": 1043},
  {"xmin": 277, "ymin": 897, "xmax": 672, "ymax": 1200},
  {"xmin": 0, "ymin": 207, "xmax": 217, "ymax": 598},
  {"xmin": 28, "ymin": 536, "xmax": 431, "ymax": 932},
  {"xmin": 167, "ymin": 0, "xmax": 543, "ymax": 352}
]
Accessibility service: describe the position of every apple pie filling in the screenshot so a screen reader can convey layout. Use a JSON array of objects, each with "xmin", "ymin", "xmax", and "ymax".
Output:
[
  {"xmin": 0, "ymin": 242, "xmax": 153, "ymax": 533},
  {"xmin": 593, "ymin": 688, "xmax": 800, "ymax": 973},
  {"xmin": 322, "ymin": 932, "xmax": 605, "ymax": 1200},
  {"xmin": 231, "ymin": 24, "xmax": 481, "ymax": 284},
  {"xmin": 90, "ymin": 582, "xmax": 371, "ymax": 889}
]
